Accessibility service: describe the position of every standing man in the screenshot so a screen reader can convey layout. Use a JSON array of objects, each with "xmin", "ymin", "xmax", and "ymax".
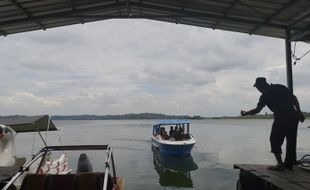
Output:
[{"xmin": 241, "ymin": 77, "xmax": 305, "ymax": 171}]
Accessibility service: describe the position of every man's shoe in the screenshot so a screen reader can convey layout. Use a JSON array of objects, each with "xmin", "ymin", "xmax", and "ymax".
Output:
[
  {"xmin": 267, "ymin": 165, "xmax": 285, "ymax": 171},
  {"xmin": 283, "ymin": 163, "xmax": 293, "ymax": 170}
]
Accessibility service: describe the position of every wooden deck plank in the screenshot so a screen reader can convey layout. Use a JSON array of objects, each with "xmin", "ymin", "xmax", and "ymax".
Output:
[
  {"xmin": 248, "ymin": 165, "xmax": 310, "ymax": 183},
  {"xmin": 298, "ymin": 183, "xmax": 310, "ymax": 189},
  {"xmin": 234, "ymin": 164, "xmax": 310, "ymax": 190}
]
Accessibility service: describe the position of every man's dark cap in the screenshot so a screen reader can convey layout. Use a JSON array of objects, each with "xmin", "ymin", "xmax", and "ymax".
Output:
[{"xmin": 253, "ymin": 77, "xmax": 267, "ymax": 87}]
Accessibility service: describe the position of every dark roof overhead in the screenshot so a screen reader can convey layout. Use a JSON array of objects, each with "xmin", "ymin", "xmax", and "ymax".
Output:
[{"xmin": 1, "ymin": 0, "xmax": 310, "ymax": 42}]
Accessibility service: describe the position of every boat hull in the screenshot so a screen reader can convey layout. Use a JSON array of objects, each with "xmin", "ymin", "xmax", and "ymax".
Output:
[{"xmin": 151, "ymin": 137, "xmax": 195, "ymax": 156}]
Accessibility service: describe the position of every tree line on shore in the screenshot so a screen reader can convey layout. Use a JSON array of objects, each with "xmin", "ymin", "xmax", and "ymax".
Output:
[
  {"xmin": 51, "ymin": 113, "xmax": 204, "ymax": 120},
  {"xmin": 51, "ymin": 112, "xmax": 310, "ymax": 120},
  {"xmin": 3, "ymin": 112, "xmax": 309, "ymax": 120}
]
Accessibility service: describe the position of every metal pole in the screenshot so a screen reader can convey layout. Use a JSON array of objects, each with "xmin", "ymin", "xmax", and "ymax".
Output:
[
  {"xmin": 38, "ymin": 130, "xmax": 48, "ymax": 146},
  {"xmin": 103, "ymin": 146, "xmax": 112, "ymax": 190},
  {"xmin": 111, "ymin": 151, "xmax": 117, "ymax": 184},
  {"xmin": 187, "ymin": 123, "xmax": 189, "ymax": 134},
  {"xmin": 2, "ymin": 151, "xmax": 45, "ymax": 190},
  {"xmin": 285, "ymin": 28, "xmax": 293, "ymax": 92}
]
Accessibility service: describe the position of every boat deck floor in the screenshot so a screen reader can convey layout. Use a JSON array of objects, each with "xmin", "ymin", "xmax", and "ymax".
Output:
[{"xmin": 234, "ymin": 164, "xmax": 310, "ymax": 190}]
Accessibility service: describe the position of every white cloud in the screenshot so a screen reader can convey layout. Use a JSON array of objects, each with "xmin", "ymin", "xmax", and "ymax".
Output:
[
  {"xmin": 0, "ymin": 19, "xmax": 309, "ymax": 117},
  {"xmin": 0, "ymin": 92, "xmax": 62, "ymax": 115}
]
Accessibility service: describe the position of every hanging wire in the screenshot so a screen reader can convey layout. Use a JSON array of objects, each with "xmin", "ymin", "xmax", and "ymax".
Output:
[
  {"xmin": 298, "ymin": 154, "xmax": 310, "ymax": 167},
  {"xmin": 31, "ymin": 131, "xmax": 36, "ymax": 157},
  {"xmin": 45, "ymin": 115, "xmax": 51, "ymax": 144},
  {"xmin": 58, "ymin": 131, "xmax": 62, "ymax": 145},
  {"xmin": 292, "ymin": 42, "xmax": 310, "ymax": 65}
]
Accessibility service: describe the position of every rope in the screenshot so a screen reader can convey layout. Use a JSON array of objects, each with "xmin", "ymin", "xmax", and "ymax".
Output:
[
  {"xmin": 299, "ymin": 50, "xmax": 310, "ymax": 59},
  {"xmin": 292, "ymin": 42, "xmax": 310, "ymax": 65},
  {"xmin": 300, "ymin": 154, "xmax": 310, "ymax": 161},
  {"xmin": 31, "ymin": 131, "xmax": 36, "ymax": 157},
  {"xmin": 297, "ymin": 154, "xmax": 310, "ymax": 166},
  {"xmin": 58, "ymin": 132, "xmax": 62, "ymax": 145},
  {"xmin": 45, "ymin": 115, "xmax": 51, "ymax": 144}
]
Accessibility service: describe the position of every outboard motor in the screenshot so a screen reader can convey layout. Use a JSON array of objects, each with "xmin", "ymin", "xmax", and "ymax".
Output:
[{"xmin": 77, "ymin": 153, "xmax": 93, "ymax": 173}]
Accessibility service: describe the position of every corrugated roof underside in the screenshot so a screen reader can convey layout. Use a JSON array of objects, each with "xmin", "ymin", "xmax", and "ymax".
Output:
[{"xmin": 0, "ymin": 0, "xmax": 310, "ymax": 41}]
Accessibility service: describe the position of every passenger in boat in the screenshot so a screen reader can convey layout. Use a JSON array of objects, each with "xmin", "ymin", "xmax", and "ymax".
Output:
[
  {"xmin": 173, "ymin": 126, "xmax": 178, "ymax": 140},
  {"xmin": 160, "ymin": 127, "xmax": 169, "ymax": 140},
  {"xmin": 174, "ymin": 125, "xmax": 179, "ymax": 134},
  {"xmin": 179, "ymin": 127, "xmax": 185, "ymax": 140},
  {"xmin": 169, "ymin": 126, "xmax": 175, "ymax": 139},
  {"xmin": 77, "ymin": 153, "xmax": 93, "ymax": 173},
  {"xmin": 241, "ymin": 77, "xmax": 305, "ymax": 171}
]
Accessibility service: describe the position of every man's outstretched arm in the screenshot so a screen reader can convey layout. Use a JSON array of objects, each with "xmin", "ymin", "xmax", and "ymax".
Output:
[
  {"xmin": 292, "ymin": 95, "xmax": 305, "ymax": 122},
  {"xmin": 241, "ymin": 105, "xmax": 264, "ymax": 116}
]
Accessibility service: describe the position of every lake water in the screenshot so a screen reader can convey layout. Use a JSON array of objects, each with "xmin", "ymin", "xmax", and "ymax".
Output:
[{"xmin": 14, "ymin": 119, "xmax": 310, "ymax": 190}]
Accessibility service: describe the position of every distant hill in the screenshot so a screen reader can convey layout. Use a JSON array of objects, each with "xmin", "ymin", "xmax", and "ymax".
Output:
[
  {"xmin": 210, "ymin": 114, "xmax": 273, "ymax": 119},
  {"xmin": 51, "ymin": 112, "xmax": 310, "ymax": 120},
  {"xmin": 51, "ymin": 113, "xmax": 204, "ymax": 120}
]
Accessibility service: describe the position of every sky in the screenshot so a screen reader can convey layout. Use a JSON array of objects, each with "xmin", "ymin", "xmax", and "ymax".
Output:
[{"xmin": 1, "ymin": 19, "xmax": 310, "ymax": 117}]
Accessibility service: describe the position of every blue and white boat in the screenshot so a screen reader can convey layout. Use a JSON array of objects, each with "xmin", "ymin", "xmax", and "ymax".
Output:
[{"xmin": 151, "ymin": 120, "xmax": 196, "ymax": 156}]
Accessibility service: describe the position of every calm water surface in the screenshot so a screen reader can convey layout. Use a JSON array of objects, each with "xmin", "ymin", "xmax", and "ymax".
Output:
[{"xmin": 14, "ymin": 119, "xmax": 310, "ymax": 190}]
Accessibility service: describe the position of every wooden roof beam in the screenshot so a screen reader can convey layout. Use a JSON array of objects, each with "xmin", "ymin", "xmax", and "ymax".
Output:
[
  {"xmin": 291, "ymin": 26, "xmax": 310, "ymax": 41},
  {"xmin": 212, "ymin": 0, "xmax": 239, "ymax": 29},
  {"xmin": 68, "ymin": 0, "xmax": 86, "ymax": 24},
  {"xmin": 0, "ymin": 1, "xmax": 303, "ymax": 32},
  {"xmin": 67, "ymin": 0, "xmax": 76, "ymax": 11},
  {"xmin": 139, "ymin": 0, "xmax": 143, "ymax": 15},
  {"xmin": 116, "ymin": 0, "xmax": 122, "ymax": 15},
  {"xmin": 9, "ymin": 0, "xmax": 46, "ymax": 30},
  {"xmin": 249, "ymin": 0, "xmax": 299, "ymax": 35},
  {"xmin": 289, "ymin": 8, "xmax": 310, "ymax": 27},
  {"xmin": 238, "ymin": 0, "xmax": 267, "ymax": 18},
  {"xmin": 0, "ymin": 3, "xmax": 125, "ymax": 27},
  {"xmin": 127, "ymin": 0, "xmax": 131, "ymax": 17},
  {"xmin": 0, "ymin": 29, "xmax": 7, "ymax": 36},
  {"xmin": 129, "ymin": 2, "xmax": 296, "ymax": 30}
]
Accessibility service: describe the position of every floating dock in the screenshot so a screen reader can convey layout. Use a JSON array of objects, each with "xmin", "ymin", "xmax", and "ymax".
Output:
[{"xmin": 234, "ymin": 164, "xmax": 310, "ymax": 190}]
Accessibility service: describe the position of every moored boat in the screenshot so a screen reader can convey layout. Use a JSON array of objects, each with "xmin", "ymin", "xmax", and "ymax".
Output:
[
  {"xmin": 2, "ymin": 145, "xmax": 124, "ymax": 190},
  {"xmin": 151, "ymin": 120, "xmax": 196, "ymax": 156},
  {"xmin": 0, "ymin": 115, "xmax": 124, "ymax": 190},
  {"xmin": 0, "ymin": 115, "xmax": 58, "ymax": 189}
]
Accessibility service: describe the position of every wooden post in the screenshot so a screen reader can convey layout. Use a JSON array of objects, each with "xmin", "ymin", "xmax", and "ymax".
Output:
[{"xmin": 285, "ymin": 28, "xmax": 293, "ymax": 93}]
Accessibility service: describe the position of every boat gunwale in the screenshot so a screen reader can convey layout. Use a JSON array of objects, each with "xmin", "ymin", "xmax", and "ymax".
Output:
[
  {"xmin": 1, "ymin": 144, "xmax": 119, "ymax": 190},
  {"xmin": 151, "ymin": 135, "xmax": 196, "ymax": 145}
]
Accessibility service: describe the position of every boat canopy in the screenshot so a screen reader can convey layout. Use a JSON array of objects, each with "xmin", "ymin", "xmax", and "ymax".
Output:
[
  {"xmin": 0, "ymin": 115, "xmax": 57, "ymax": 133},
  {"xmin": 153, "ymin": 119, "xmax": 191, "ymax": 135},
  {"xmin": 154, "ymin": 120, "xmax": 190, "ymax": 126}
]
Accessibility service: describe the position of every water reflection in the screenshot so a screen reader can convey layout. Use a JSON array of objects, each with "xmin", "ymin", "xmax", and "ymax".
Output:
[{"xmin": 152, "ymin": 146, "xmax": 198, "ymax": 187}]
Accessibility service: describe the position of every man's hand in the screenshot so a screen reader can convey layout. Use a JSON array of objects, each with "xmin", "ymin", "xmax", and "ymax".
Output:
[
  {"xmin": 298, "ymin": 112, "xmax": 305, "ymax": 122},
  {"xmin": 240, "ymin": 110, "xmax": 247, "ymax": 116}
]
